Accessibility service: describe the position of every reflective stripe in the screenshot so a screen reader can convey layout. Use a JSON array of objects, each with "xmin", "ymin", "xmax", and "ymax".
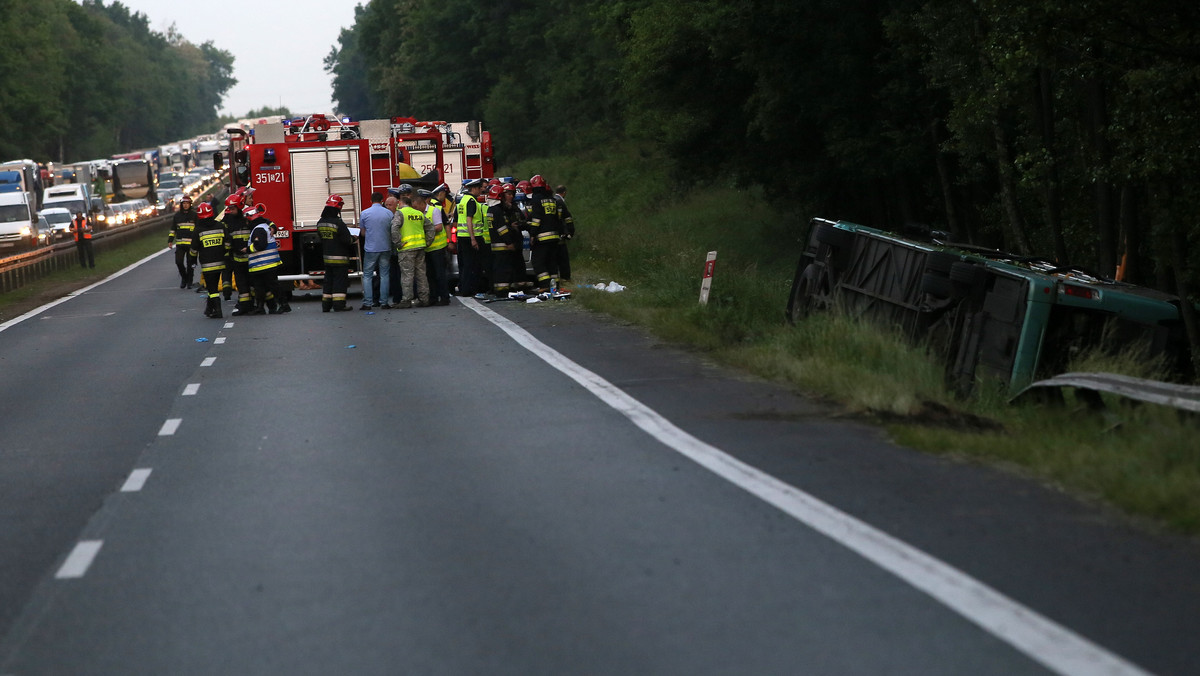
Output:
[
  {"xmin": 536, "ymin": 231, "xmax": 559, "ymax": 241},
  {"xmin": 323, "ymin": 254, "xmax": 351, "ymax": 265},
  {"xmin": 201, "ymin": 261, "xmax": 226, "ymax": 272}
]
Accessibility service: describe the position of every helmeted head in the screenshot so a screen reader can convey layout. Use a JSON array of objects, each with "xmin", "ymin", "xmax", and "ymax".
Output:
[
  {"xmin": 243, "ymin": 203, "xmax": 268, "ymax": 220},
  {"xmin": 516, "ymin": 180, "xmax": 531, "ymax": 194},
  {"xmin": 225, "ymin": 193, "xmax": 244, "ymax": 211},
  {"xmin": 529, "ymin": 175, "xmax": 547, "ymax": 190},
  {"xmin": 325, "ymin": 194, "xmax": 344, "ymax": 209},
  {"xmin": 196, "ymin": 202, "xmax": 214, "ymax": 219},
  {"xmin": 487, "ymin": 184, "xmax": 504, "ymax": 200}
]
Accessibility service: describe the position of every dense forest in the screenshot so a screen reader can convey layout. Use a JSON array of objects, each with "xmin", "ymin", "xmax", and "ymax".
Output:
[
  {"xmin": 0, "ymin": 0, "xmax": 235, "ymax": 163},
  {"xmin": 327, "ymin": 0, "xmax": 1200, "ymax": 340}
]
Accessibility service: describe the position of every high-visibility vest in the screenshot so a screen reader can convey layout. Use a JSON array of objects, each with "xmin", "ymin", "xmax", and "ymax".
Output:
[
  {"xmin": 397, "ymin": 206, "xmax": 427, "ymax": 252},
  {"xmin": 248, "ymin": 222, "xmax": 282, "ymax": 272},
  {"xmin": 455, "ymin": 193, "xmax": 476, "ymax": 239},
  {"xmin": 72, "ymin": 215, "xmax": 92, "ymax": 241},
  {"xmin": 426, "ymin": 203, "xmax": 448, "ymax": 251}
]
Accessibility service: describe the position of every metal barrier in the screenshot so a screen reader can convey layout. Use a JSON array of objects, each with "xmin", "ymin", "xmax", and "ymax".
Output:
[
  {"xmin": 0, "ymin": 214, "xmax": 172, "ymax": 294},
  {"xmin": 1014, "ymin": 372, "xmax": 1200, "ymax": 413}
]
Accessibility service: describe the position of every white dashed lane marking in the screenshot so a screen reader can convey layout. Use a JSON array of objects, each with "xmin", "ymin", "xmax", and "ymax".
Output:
[
  {"xmin": 200, "ymin": 357, "xmax": 216, "ymax": 367},
  {"xmin": 158, "ymin": 419, "xmax": 181, "ymax": 436},
  {"xmin": 120, "ymin": 469, "xmax": 152, "ymax": 492},
  {"xmin": 224, "ymin": 322, "xmax": 234, "ymax": 329},
  {"xmin": 182, "ymin": 383, "xmax": 200, "ymax": 396},
  {"xmin": 214, "ymin": 337, "xmax": 226, "ymax": 344},
  {"xmin": 55, "ymin": 541, "xmax": 103, "ymax": 579}
]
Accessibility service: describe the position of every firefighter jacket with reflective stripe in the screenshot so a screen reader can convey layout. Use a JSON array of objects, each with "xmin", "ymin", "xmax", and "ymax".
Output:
[
  {"xmin": 317, "ymin": 215, "xmax": 355, "ymax": 266},
  {"xmin": 488, "ymin": 203, "xmax": 518, "ymax": 252},
  {"xmin": 72, "ymin": 215, "xmax": 92, "ymax": 241},
  {"xmin": 529, "ymin": 190, "xmax": 561, "ymax": 245},
  {"xmin": 394, "ymin": 206, "xmax": 428, "ymax": 252},
  {"xmin": 223, "ymin": 213, "xmax": 252, "ymax": 263},
  {"xmin": 190, "ymin": 219, "xmax": 229, "ymax": 272},
  {"xmin": 248, "ymin": 221, "xmax": 282, "ymax": 272},
  {"xmin": 426, "ymin": 203, "xmax": 448, "ymax": 251},
  {"xmin": 555, "ymin": 194, "xmax": 575, "ymax": 239},
  {"xmin": 169, "ymin": 208, "xmax": 196, "ymax": 246}
]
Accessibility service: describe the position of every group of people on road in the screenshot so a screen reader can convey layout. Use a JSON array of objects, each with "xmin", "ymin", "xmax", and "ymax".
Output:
[
  {"xmin": 167, "ymin": 189, "xmax": 291, "ymax": 318},
  {"xmin": 166, "ymin": 174, "xmax": 574, "ymax": 318}
]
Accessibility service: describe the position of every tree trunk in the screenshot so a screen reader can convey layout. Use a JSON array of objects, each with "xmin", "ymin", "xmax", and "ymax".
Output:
[
  {"xmin": 1035, "ymin": 67, "xmax": 1067, "ymax": 264},
  {"xmin": 1085, "ymin": 65, "xmax": 1117, "ymax": 275},
  {"xmin": 992, "ymin": 118, "xmax": 1033, "ymax": 254},
  {"xmin": 931, "ymin": 117, "xmax": 969, "ymax": 242}
]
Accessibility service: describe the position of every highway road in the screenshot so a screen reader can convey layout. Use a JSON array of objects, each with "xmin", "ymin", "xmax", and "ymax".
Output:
[{"xmin": 2, "ymin": 248, "xmax": 1200, "ymax": 675}]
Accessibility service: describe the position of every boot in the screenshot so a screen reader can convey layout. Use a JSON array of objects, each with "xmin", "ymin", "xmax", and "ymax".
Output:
[
  {"xmin": 333, "ymin": 299, "xmax": 349, "ymax": 312},
  {"xmin": 210, "ymin": 300, "xmax": 223, "ymax": 318},
  {"xmin": 203, "ymin": 297, "xmax": 214, "ymax": 317},
  {"xmin": 232, "ymin": 304, "xmax": 252, "ymax": 316},
  {"xmin": 267, "ymin": 298, "xmax": 279, "ymax": 314},
  {"xmin": 322, "ymin": 298, "xmax": 332, "ymax": 312},
  {"xmin": 279, "ymin": 302, "xmax": 292, "ymax": 313}
]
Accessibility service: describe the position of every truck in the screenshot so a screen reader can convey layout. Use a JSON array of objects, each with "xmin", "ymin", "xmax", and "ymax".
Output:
[
  {"xmin": 0, "ymin": 159, "xmax": 44, "ymax": 211},
  {"xmin": 110, "ymin": 159, "xmax": 157, "ymax": 207},
  {"xmin": 224, "ymin": 115, "xmax": 495, "ymax": 284},
  {"xmin": 786, "ymin": 218, "xmax": 1194, "ymax": 393}
]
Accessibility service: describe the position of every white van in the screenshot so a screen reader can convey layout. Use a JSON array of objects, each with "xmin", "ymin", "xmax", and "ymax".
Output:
[
  {"xmin": 43, "ymin": 184, "xmax": 91, "ymax": 222},
  {"xmin": 0, "ymin": 191, "xmax": 37, "ymax": 251}
]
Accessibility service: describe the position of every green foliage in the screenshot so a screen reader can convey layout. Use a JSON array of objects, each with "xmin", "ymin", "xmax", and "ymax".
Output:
[{"xmin": 0, "ymin": 0, "xmax": 236, "ymax": 163}]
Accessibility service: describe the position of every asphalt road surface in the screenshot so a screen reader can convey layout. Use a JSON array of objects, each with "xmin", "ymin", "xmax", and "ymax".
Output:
[{"xmin": 2, "ymin": 249, "xmax": 1199, "ymax": 675}]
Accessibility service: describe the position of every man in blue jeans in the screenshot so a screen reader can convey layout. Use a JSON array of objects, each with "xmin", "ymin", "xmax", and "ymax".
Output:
[{"xmin": 358, "ymin": 191, "xmax": 395, "ymax": 309}]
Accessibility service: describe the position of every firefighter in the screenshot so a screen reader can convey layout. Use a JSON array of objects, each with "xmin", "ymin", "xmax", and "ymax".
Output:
[
  {"xmin": 245, "ymin": 203, "xmax": 290, "ymax": 314},
  {"xmin": 317, "ymin": 194, "xmax": 355, "ymax": 312},
  {"xmin": 422, "ymin": 188, "xmax": 451, "ymax": 306},
  {"xmin": 72, "ymin": 212, "xmax": 94, "ymax": 269},
  {"xmin": 390, "ymin": 184, "xmax": 430, "ymax": 308},
  {"xmin": 188, "ymin": 202, "xmax": 229, "ymax": 319},
  {"xmin": 486, "ymin": 183, "xmax": 519, "ymax": 296},
  {"xmin": 222, "ymin": 191, "xmax": 255, "ymax": 316},
  {"xmin": 455, "ymin": 178, "xmax": 486, "ymax": 296},
  {"xmin": 527, "ymin": 174, "xmax": 561, "ymax": 291},
  {"xmin": 554, "ymin": 184, "xmax": 575, "ymax": 282},
  {"xmin": 502, "ymin": 183, "xmax": 532, "ymax": 290},
  {"xmin": 167, "ymin": 195, "xmax": 197, "ymax": 287}
]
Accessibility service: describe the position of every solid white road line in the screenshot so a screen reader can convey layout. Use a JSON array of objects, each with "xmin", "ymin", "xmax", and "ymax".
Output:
[
  {"xmin": 158, "ymin": 419, "xmax": 181, "ymax": 436},
  {"xmin": 214, "ymin": 337, "xmax": 226, "ymax": 344},
  {"xmin": 200, "ymin": 357, "xmax": 216, "ymax": 367},
  {"xmin": 55, "ymin": 541, "xmax": 103, "ymax": 580},
  {"xmin": 182, "ymin": 383, "xmax": 200, "ymax": 396},
  {"xmin": 0, "ymin": 248, "xmax": 170, "ymax": 334},
  {"xmin": 120, "ymin": 469, "xmax": 152, "ymax": 492},
  {"xmin": 461, "ymin": 299, "xmax": 1151, "ymax": 676}
]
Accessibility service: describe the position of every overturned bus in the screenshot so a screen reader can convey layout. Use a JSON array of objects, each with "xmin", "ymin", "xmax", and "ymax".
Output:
[{"xmin": 786, "ymin": 218, "xmax": 1193, "ymax": 393}]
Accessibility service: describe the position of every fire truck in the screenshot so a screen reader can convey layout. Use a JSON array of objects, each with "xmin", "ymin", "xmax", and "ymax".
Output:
[{"xmin": 222, "ymin": 114, "xmax": 494, "ymax": 283}]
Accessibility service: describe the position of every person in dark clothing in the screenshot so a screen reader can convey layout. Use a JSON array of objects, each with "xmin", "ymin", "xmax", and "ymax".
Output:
[
  {"xmin": 501, "ymin": 183, "xmax": 530, "ymax": 290},
  {"xmin": 455, "ymin": 178, "xmax": 486, "ymax": 296},
  {"xmin": 554, "ymin": 185, "xmax": 574, "ymax": 282},
  {"xmin": 167, "ymin": 196, "xmax": 197, "ymax": 287},
  {"xmin": 189, "ymin": 203, "xmax": 229, "ymax": 318},
  {"xmin": 317, "ymin": 195, "xmax": 355, "ymax": 312},
  {"xmin": 527, "ymin": 174, "xmax": 561, "ymax": 291},
  {"xmin": 486, "ymin": 183, "xmax": 519, "ymax": 295},
  {"xmin": 222, "ymin": 191, "xmax": 255, "ymax": 316},
  {"xmin": 72, "ymin": 212, "xmax": 94, "ymax": 269}
]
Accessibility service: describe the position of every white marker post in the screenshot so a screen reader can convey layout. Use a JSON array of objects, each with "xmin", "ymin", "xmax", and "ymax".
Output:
[{"xmin": 699, "ymin": 251, "xmax": 717, "ymax": 305}]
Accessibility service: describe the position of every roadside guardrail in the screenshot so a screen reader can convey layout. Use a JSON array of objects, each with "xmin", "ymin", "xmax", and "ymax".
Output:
[{"xmin": 1014, "ymin": 372, "xmax": 1200, "ymax": 414}]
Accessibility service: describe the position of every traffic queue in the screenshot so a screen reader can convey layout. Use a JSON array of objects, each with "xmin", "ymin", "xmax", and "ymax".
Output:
[{"xmin": 167, "ymin": 174, "xmax": 574, "ymax": 318}]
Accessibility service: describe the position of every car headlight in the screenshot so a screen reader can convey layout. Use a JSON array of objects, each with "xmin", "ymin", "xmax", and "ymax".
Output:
[
  {"xmin": 97, "ymin": 214, "xmax": 106, "ymax": 222},
  {"xmin": 19, "ymin": 226, "xmax": 30, "ymax": 236}
]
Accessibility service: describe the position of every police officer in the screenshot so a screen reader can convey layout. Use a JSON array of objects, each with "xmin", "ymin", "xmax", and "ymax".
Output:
[
  {"xmin": 390, "ymin": 184, "xmax": 430, "ymax": 308},
  {"xmin": 167, "ymin": 195, "xmax": 197, "ymax": 287},
  {"xmin": 189, "ymin": 202, "xmax": 229, "ymax": 319},
  {"xmin": 245, "ymin": 204, "xmax": 290, "ymax": 314},
  {"xmin": 317, "ymin": 194, "xmax": 355, "ymax": 312},
  {"xmin": 527, "ymin": 174, "xmax": 561, "ymax": 291},
  {"xmin": 455, "ymin": 178, "xmax": 486, "ymax": 296}
]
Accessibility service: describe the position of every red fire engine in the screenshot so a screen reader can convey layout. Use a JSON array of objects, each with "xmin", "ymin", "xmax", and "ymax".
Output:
[{"xmin": 221, "ymin": 114, "xmax": 494, "ymax": 282}]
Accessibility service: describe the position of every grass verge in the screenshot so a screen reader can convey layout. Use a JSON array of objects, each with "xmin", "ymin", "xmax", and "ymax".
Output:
[{"xmin": 507, "ymin": 144, "xmax": 1200, "ymax": 534}]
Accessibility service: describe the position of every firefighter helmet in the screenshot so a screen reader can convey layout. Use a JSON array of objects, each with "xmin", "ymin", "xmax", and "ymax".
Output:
[
  {"xmin": 225, "ymin": 193, "xmax": 243, "ymax": 208},
  {"xmin": 529, "ymin": 175, "xmax": 547, "ymax": 189},
  {"xmin": 326, "ymin": 194, "xmax": 344, "ymax": 208},
  {"xmin": 487, "ymin": 184, "xmax": 504, "ymax": 200},
  {"xmin": 502, "ymin": 182, "xmax": 515, "ymax": 193},
  {"xmin": 244, "ymin": 204, "xmax": 267, "ymax": 220},
  {"xmin": 196, "ymin": 202, "xmax": 214, "ymax": 219},
  {"xmin": 516, "ymin": 180, "xmax": 531, "ymax": 194}
]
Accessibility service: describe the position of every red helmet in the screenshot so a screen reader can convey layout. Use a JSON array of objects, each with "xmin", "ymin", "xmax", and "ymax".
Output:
[
  {"xmin": 225, "ymin": 193, "xmax": 244, "ymax": 208},
  {"xmin": 326, "ymin": 194, "xmax": 344, "ymax": 209},
  {"xmin": 196, "ymin": 202, "xmax": 214, "ymax": 219},
  {"xmin": 502, "ymin": 182, "xmax": 515, "ymax": 193},
  {"xmin": 244, "ymin": 203, "xmax": 268, "ymax": 219},
  {"xmin": 529, "ymin": 175, "xmax": 547, "ymax": 189},
  {"xmin": 487, "ymin": 184, "xmax": 504, "ymax": 200},
  {"xmin": 516, "ymin": 180, "xmax": 531, "ymax": 193},
  {"xmin": 488, "ymin": 177, "xmax": 501, "ymax": 186}
]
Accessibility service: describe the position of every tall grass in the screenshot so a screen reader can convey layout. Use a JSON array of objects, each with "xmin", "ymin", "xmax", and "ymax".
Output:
[{"xmin": 506, "ymin": 144, "xmax": 1200, "ymax": 533}]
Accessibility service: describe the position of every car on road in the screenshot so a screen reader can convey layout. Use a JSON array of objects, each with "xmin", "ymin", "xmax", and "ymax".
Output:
[{"xmin": 38, "ymin": 207, "xmax": 73, "ymax": 241}]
